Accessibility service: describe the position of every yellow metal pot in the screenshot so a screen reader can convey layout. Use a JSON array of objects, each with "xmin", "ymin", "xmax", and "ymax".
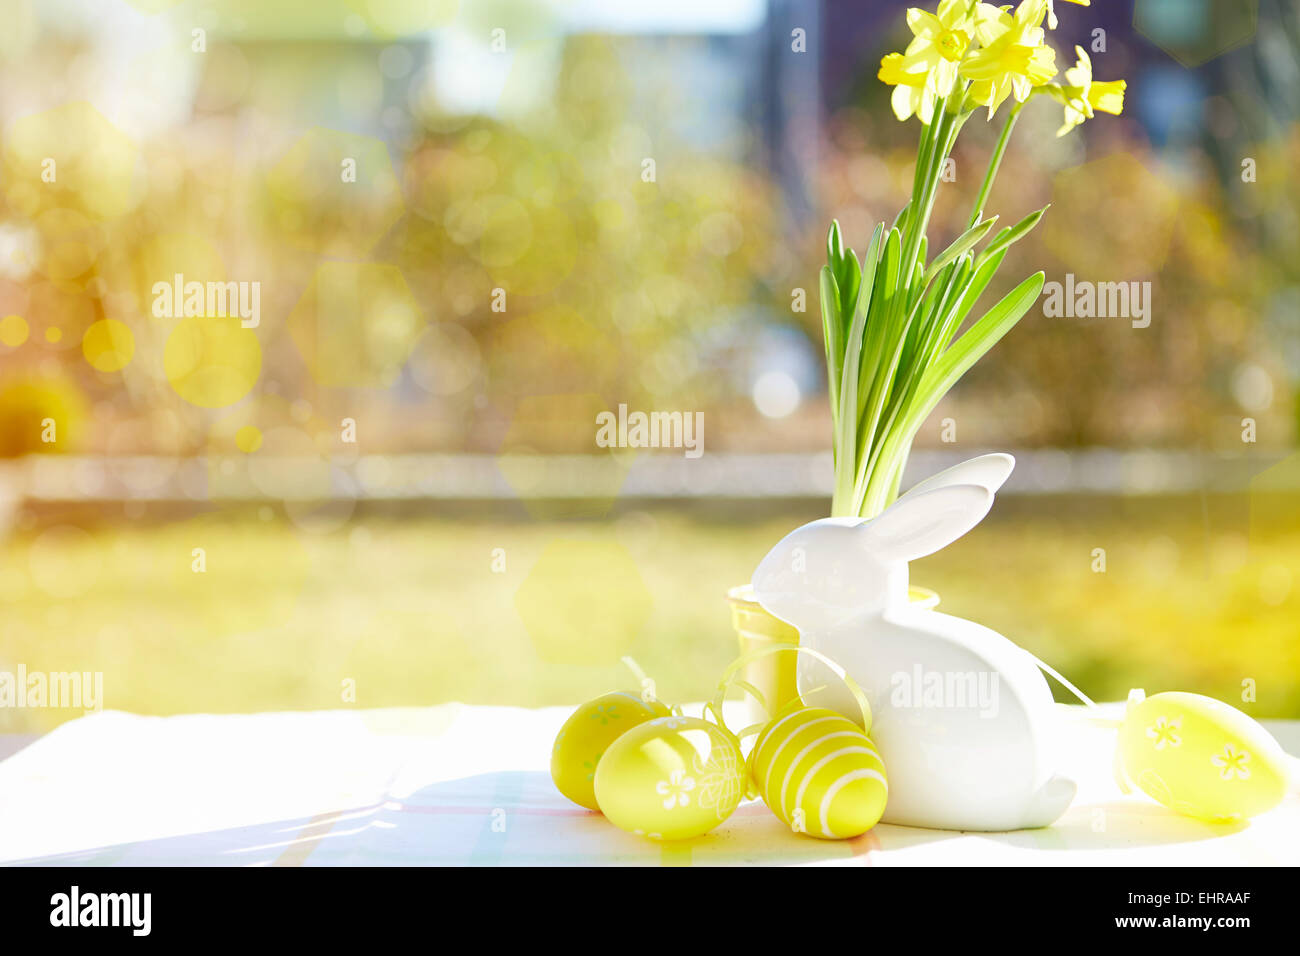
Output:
[{"xmin": 726, "ymin": 583, "xmax": 940, "ymax": 722}]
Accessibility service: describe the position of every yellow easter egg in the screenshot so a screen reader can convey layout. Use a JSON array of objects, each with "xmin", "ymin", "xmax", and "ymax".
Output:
[
  {"xmin": 551, "ymin": 692, "xmax": 671, "ymax": 810},
  {"xmin": 750, "ymin": 704, "xmax": 888, "ymax": 839},
  {"xmin": 1118, "ymin": 691, "xmax": 1291, "ymax": 823},
  {"xmin": 594, "ymin": 716, "xmax": 745, "ymax": 840}
]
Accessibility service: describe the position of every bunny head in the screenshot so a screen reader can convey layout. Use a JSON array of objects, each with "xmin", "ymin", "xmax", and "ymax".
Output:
[{"xmin": 753, "ymin": 454, "xmax": 1015, "ymax": 628}]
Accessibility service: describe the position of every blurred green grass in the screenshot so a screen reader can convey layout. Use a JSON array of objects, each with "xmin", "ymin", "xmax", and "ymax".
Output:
[{"xmin": 2, "ymin": 493, "xmax": 1298, "ymax": 734}]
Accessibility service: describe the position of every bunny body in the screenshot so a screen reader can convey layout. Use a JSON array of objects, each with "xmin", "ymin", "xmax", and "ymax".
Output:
[{"xmin": 752, "ymin": 455, "xmax": 1076, "ymax": 831}]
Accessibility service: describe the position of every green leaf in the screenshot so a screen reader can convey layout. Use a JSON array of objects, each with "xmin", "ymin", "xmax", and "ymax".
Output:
[
  {"xmin": 911, "ymin": 270, "xmax": 1045, "ymax": 429},
  {"xmin": 934, "ymin": 248, "xmax": 1005, "ymax": 352},
  {"xmin": 827, "ymin": 220, "xmax": 844, "ymax": 267},
  {"xmin": 976, "ymin": 204, "xmax": 1048, "ymax": 267},
  {"xmin": 839, "ymin": 225, "xmax": 884, "ymax": 420},
  {"xmin": 890, "ymin": 201, "xmax": 911, "ymax": 236},
  {"xmin": 905, "ymin": 237, "xmax": 927, "ymax": 313},
  {"xmin": 906, "ymin": 257, "xmax": 963, "ymax": 374},
  {"xmin": 819, "ymin": 265, "xmax": 842, "ymax": 434},
  {"xmin": 836, "ymin": 249, "xmax": 862, "ymax": 335},
  {"xmin": 855, "ymin": 267, "xmax": 964, "ymax": 506},
  {"xmin": 924, "ymin": 215, "xmax": 998, "ymax": 286},
  {"xmin": 832, "ymin": 223, "xmax": 884, "ymax": 514},
  {"xmin": 854, "ymin": 233, "xmax": 920, "ymax": 497},
  {"xmin": 857, "ymin": 227, "xmax": 903, "ymax": 423},
  {"xmin": 825, "ymin": 221, "xmax": 858, "ymax": 322},
  {"xmin": 856, "ymin": 270, "xmax": 1043, "ymax": 517}
]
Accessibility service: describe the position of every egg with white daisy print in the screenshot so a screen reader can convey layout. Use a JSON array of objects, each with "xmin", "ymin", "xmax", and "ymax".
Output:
[
  {"xmin": 593, "ymin": 715, "xmax": 746, "ymax": 840},
  {"xmin": 1117, "ymin": 691, "xmax": 1290, "ymax": 823}
]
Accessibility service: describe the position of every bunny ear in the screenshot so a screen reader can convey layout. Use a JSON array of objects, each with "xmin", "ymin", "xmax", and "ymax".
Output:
[
  {"xmin": 860, "ymin": 483, "xmax": 994, "ymax": 563},
  {"xmin": 898, "ymin": 453, "xmax": 1015, "ymax": 501}
]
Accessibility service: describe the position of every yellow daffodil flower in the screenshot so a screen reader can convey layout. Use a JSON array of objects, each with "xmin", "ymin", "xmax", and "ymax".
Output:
[
  {"xmin": 1046, "ymin": 0, "xmax": 1090, "ymax": 30},
  {"xmin": 900, "ymin": 0, "xmax": 977, "ymax": 97},
  {"xmin": 961, "ymin": 0, "xmax": 1057, "ymax": 117},
  {"xmin": 1050, "ymin": 46, "xmax": 1126, "ymax": 135},
  {"xmin": 879, "ymin": 52, "xmax": 939, "ymax": 123}
]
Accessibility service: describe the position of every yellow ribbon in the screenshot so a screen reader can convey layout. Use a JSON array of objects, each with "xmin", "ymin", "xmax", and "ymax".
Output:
[{"xmin": 705, "ymin": 643, "xmax": 874, "ymax": 740}]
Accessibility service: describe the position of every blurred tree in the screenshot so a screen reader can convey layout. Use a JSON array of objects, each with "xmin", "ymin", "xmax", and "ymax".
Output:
[{"xmin": 386, "ymin": 35, "xmax": 783, "ymax": 451}]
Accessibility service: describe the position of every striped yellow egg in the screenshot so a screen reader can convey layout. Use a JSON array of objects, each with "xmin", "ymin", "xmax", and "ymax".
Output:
[{"xmin": 750, "ymin": 704, "xmax": 888, "ymax": 839}]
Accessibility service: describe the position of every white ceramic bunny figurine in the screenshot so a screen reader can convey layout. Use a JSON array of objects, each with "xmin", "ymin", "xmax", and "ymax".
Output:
[{"xmin": 751, "ymin": 454, "xmax": 1076, "ymax": 831}]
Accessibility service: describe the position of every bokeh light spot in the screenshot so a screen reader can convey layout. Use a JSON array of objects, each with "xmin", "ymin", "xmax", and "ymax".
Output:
[
  {"xmin": 407, "ymin": 322, "xmax": 482, "ymax": 395},
  {"xmin": 0, "ymin": 313, "xmax": 29, "ymax": 347},
  {"xmin": 0, "ymin": 376, "xmax": 87, "ymax": 455},
  {"xmin": 477, "ymin": 195, "xmax": 533, "ymax": 267},
  {"xmin": 164, "ymin": 317, "xmax": 262, "ymax": 407},
  {"xmin": 2, "ymin": 101, "xmax": 138, "ymax": 220},
  {"xmin": 82, "ymin": 319, "xmax": 135, "ymax": 372},
  {"xmin": 1133, "ymin": 0, "xmax": 1258, "ymax": 68},
  {"xmin": 235, "ymin": 425, "xmax": 263, "ymax": 453},
  {"xmin": 752, "ymin": 370, "xmax": 801, "ymax": 419}
]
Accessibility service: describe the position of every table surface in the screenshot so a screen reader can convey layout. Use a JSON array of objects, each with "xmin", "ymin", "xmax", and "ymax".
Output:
[{"xmin": 1, "ymin": 703, "xmax": 1297, "ymax": 866}]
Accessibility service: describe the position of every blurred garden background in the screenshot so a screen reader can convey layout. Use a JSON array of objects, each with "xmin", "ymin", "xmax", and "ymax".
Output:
[{"xmin": 1, "ymin": 0, "xmax": 1299, "ymax": 735}]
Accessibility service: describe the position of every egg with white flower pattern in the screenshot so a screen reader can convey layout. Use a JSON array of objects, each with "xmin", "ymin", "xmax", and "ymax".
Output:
[
  {"xmin": 1117, "ymin": 691, "xmax": 1289, "ymax": 823},
  {"xmin": 551, "ymin": 692, "xmax": 672, "ymax": 810},
  {"xmin": 750, "ymin": 704, "xmax": 888, "ymax": 839},
  {"xmin": 594, "ymin": 716, "xmax": 746, "ymax": 840}
]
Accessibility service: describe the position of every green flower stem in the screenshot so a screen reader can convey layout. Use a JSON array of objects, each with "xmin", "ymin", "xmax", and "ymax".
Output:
[
  {"xmin": 853, "ymin": 92, "xmax": 964, "ymax": 516},
  {"xmin": 903, "ymin": 104, "xmax": 937, "ymax": 242},
  {"xmin": 902, "ymin": 94, "xmax": 959, "ymax": 277},
  {"xmin": 833, "ymin": 86, "xmax": 1038, "ymax": 518},
  {"xmin": 967, "ymin": 99, "xmax": 1024, "ymax": 229},
  {"xmin": 885, "ymin": 448, "xmax": 908, "ymax": 502}
]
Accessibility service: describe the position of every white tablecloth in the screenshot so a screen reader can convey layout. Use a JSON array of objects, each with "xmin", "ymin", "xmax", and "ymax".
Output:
[{"xmin": 1, "ymin": 704, "xmax": 1297, "ymax": 866}]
